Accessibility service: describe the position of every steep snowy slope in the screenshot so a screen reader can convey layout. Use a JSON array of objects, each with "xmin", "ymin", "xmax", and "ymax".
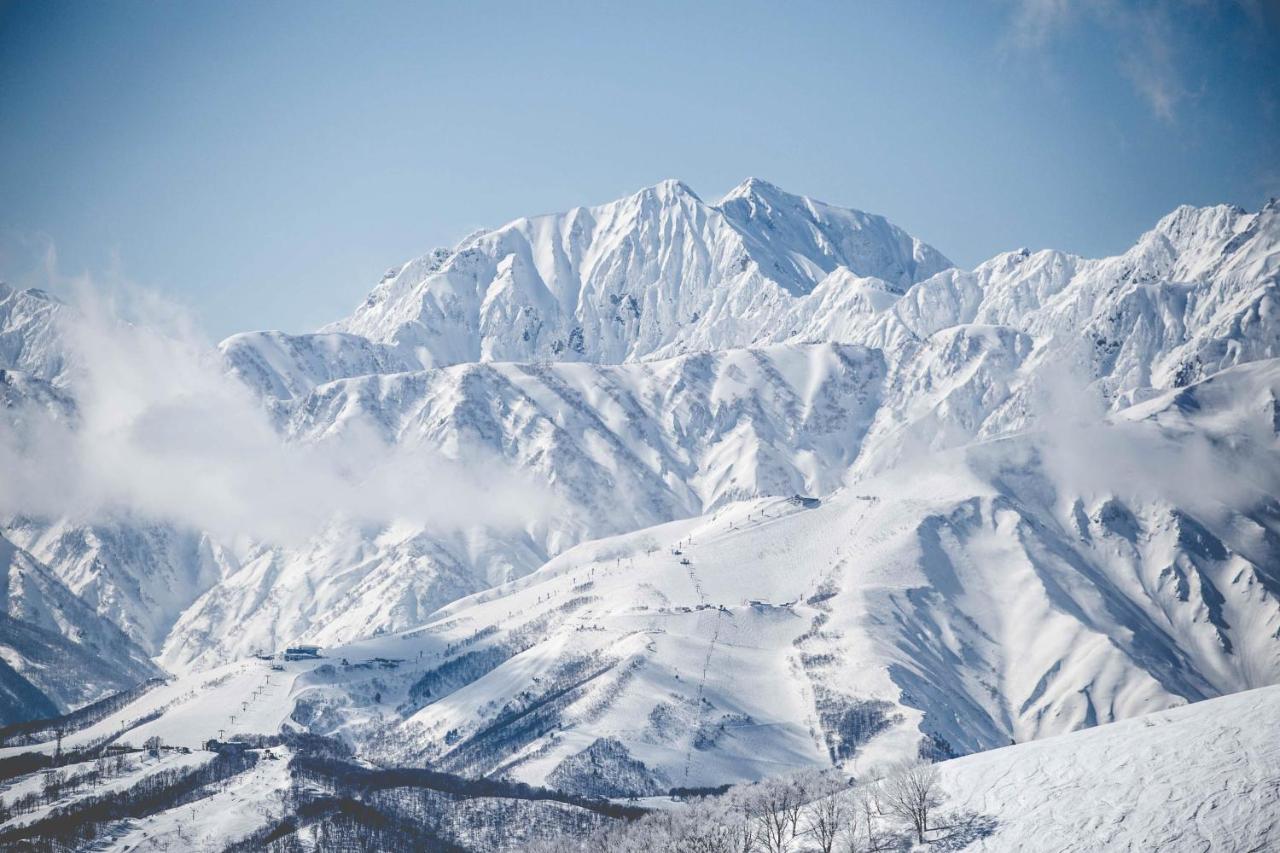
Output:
[
  {"xmin": 219, "ymin": 329, "xmax": 419, "ymax": 405},
  {"xmin": 159, "ymin": 342, "xmax": 886, "ymax": 670},
  {"xmin": 0, "ymin": 287, "xmax": 240, "ymax": 656},
  {"xmin": 0, "ymin": 534, "xmax": 160, "ymax": 719},
  {"xmin": 0, "ymin": 285, "xmax": 67, "ymax": 385},
  {"xmin": 3, "ymin": 518, "xmax": 234, "ymax": 656},
  {"xmin": 221, "ymin": 179, "xmax": 950, "ymax": 393}
]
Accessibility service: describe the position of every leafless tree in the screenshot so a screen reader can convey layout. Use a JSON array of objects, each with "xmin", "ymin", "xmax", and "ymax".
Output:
[
  {"xmin": 724, "ymin": 794, "xmax": 761, "ymax": 853},
  {"xmin": 839, "ymin": 784, "xmax": 891, "ymax": 853},
  {"xmin": 879, "ymin": 760, "xmax": 942, "ymax": 844},
  {"xmin": 746, "ymin": 777, "xmax": 806, "ymax": 853},
  {"xmin": 747, "ymin": 778, "xmax": 793, "ymax": 850},
  {"xmin": 673, "ymin": 799, "xmax": 753, "ymax": 853},
  {"xmin": 802, "ymin": 784, "xmax": 848, "ymax": 853}
]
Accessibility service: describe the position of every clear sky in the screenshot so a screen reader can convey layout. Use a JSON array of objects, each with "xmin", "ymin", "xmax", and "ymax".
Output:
[{"xmin": 2, "ymin": 0, "xmax": 1277, "ymax": 339}]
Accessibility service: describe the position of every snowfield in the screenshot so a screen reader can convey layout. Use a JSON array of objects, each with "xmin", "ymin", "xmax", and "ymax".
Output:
[{"xmin": 936, "ymin": 683, "xmax": 1280, "ymax": 851}]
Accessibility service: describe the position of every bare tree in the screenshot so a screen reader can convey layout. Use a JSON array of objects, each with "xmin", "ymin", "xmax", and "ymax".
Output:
[
  {"xmin": 41, "ymin": 768, "xmax": 59, "ymax": 804},
  {"xmin": 726, "ymin": 801, "xmax": 761, "ymax": 853},
  {"xmin": 802, "ymin": 785, "xmax": 848, "ymax": 853},
  {"xmin": 746, "ymin": 778, "xmax": 802, "ymax": 853},
  {"xmin": 840, "ymin": 784, "xmax": 889, "ymax": 853},
  {"xmin": 879, "ymin": 760, "xmax": 942, "ymax": 844},
  {"xmin": 671, "ymin": 799, "xmax": 753, "ymax": 853}
]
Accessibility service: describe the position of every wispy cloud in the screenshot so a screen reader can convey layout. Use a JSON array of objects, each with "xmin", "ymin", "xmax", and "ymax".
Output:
[
  {"xmin": 1115, "ymin": 4, "xmax": 1181, "ymax": 121},
  {"xmin": 999, "ymin": 0, "xmax": 1244, "ymax": 122},
  {"xmin": 1005, "ymin": 0, "xmax": 1076, "ymax": 50}
]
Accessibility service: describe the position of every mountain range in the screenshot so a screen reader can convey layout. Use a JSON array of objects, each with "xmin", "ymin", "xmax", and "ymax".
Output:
[{"xmin": 0, "ymin": 180, "xmax": 1276, "ymax": 841}]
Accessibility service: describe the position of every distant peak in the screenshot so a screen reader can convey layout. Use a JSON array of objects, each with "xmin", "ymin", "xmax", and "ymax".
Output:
[
  {"xmin": 721, "ymin": 176, "xmax": 788, "ymax": 203},
  {"xmin": 640, "ymin": 178, "xmax": 700, "ymax": 202},
  {"xmin": 0, "ymin": 284, "xmax": 60, "ymax": 304}
]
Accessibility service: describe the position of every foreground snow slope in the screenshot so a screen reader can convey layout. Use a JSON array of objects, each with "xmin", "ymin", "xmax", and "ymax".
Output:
[{"xmin": 937, "ymin": 682, "xmax": 1280, "ymax": 851}]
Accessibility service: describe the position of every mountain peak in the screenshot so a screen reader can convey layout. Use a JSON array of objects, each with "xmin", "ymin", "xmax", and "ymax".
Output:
[
  {"xmin": 720, "ymin": 176, "xmax": 788, "ymax": 204},
  {"xmin": 324, "ymin": 178, "xmax": 952, "ymax": 365},
  {"xmin": 638, "ymin": 178, "xmax": 701, "ymax": 203}
]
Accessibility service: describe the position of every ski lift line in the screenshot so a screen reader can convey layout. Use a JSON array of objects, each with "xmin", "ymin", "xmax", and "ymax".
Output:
[{"xmin": 681, "ymin": 606, "xmax": 724, "ymax": 784}]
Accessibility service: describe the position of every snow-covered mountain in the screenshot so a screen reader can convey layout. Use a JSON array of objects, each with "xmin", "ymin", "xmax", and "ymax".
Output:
[
  {"xmin": 0, "ymin": 181, "xmax": 1277, "ymax": 805},
  {"xmin": 0, "ymin": 533, "xmax": 160, "ymax": 723},
  {"xmin": 780, "ymin": 200, "xmax": 1280, "ymax": 410},
  {"xmin": 162, "ymin": 186, "xmax": 1280, "ymax": 674},
  {"xmin": 160, "ymin": 342, "xmax": 886, "ymax": 670},
  {"xmin": 249, "ymin": 357, "xmax": 1275, "ymax": 793},
  {"xmin": 0, "ymin": 180, "xmax": 1277, "ymax": 850},
  {"xmin": 222, "ymin": 179, "xmax": 951, "ymax": 399},
  {"xmin": 0, "ymin": 285, "xmax": 67, "ymax": 386}
]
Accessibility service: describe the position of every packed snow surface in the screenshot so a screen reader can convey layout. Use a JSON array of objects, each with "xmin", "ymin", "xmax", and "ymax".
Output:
[{"xmin": 936, "ymin": 683, "xmax": 1280, "ymax": 851}]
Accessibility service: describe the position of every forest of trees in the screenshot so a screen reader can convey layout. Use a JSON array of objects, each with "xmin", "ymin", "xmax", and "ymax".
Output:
[
  {"xmin": 0, "ymin": 719, "xmax": 992, "ymax": 852},
  {"xmin": 530, "ymin": 760, "xmax": 996, "ymax": 853}
]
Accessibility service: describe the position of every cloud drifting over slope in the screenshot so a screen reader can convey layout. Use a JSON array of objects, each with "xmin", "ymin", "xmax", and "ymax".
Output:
[{"xmin": 0, "ymin": 283, "xmax": 556, "ymax": 545}]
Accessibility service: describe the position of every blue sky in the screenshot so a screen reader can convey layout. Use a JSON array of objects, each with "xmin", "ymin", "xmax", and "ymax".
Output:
[{"xmin": 2, "ymin": 0, "xmax": 1277, "ymax": 338}]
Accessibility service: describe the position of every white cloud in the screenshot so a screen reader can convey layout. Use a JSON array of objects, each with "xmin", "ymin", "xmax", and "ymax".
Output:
[
  {"xmin": 1001, "ymin": 0, "xmax": 1192, "ymax": 122},
  {"xmin": 1006, "ymin": 0, "xmax": 1076, "ymax": 49},
  {"xmin": 0, "ymin": 281, "xmax": 559, "ymax": 546}
]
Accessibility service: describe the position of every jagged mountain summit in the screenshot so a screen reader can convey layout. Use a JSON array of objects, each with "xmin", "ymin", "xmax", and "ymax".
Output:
[
  {"xmin": 221, "ymin": 179, "xmax": 952, "ymax": 401},
  {"xmin": 330, "ymin": 178, "xmax": 951, "ymax": 363}
]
